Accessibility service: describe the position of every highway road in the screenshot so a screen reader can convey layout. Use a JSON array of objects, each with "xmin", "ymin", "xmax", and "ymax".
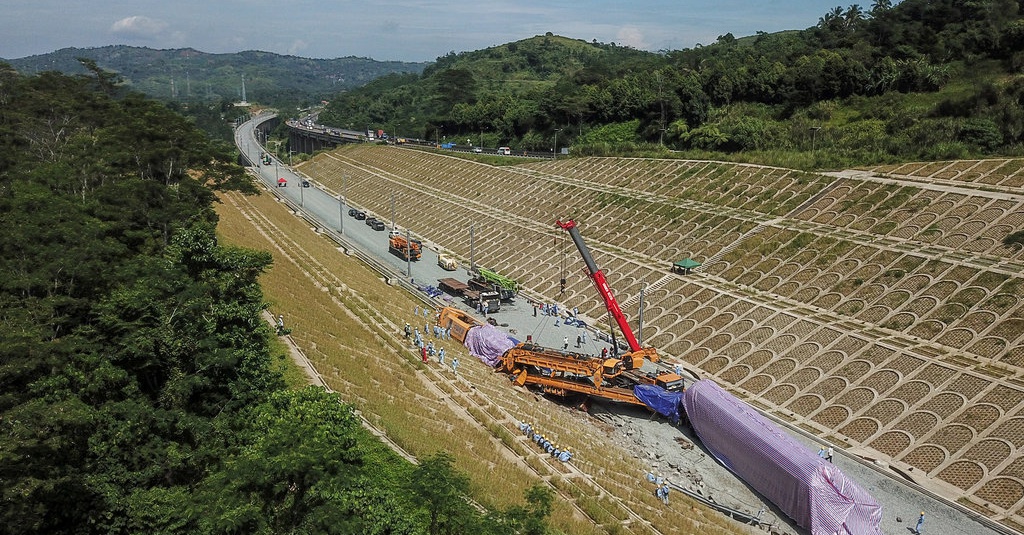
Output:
[{"xmin": 235, "ymin": 114, "xmax": 577, "ymax": 350}]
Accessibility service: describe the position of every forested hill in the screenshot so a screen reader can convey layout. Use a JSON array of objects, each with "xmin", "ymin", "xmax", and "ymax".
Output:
[
  {"xmin": 0, "ymin": 66, "xmax": 549, "ymax": 534},
  {"xmin": 321, "ymin": 0, "xmax": 1024, "ymax": 167},
  {"xmin": 3, "ymin": 45, "xmax": 428, "ymax": 107}
]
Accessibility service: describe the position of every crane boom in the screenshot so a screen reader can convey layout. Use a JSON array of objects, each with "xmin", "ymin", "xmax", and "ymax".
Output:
[
  {"xmin": 556, "ymin": 219, "xmax": 641, "ymax": 353},
  {"xmin": 479, "ymin": 219, "xmax": 681, "ymax": 408}
]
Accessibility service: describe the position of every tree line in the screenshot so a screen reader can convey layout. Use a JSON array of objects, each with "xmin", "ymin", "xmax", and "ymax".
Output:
[
  {"xmin": 0, "ymin": 63, "xmax": 553, "ymax": 534},
  {"xmin": 320, "ymin": 0, "xmax": 1024, "ymax": 167}
]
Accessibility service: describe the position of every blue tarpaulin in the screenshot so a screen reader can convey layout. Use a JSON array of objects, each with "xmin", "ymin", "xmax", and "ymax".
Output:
[{"xmin": 634, "ymin": 384, "xmax": 684, "ymax": 422}]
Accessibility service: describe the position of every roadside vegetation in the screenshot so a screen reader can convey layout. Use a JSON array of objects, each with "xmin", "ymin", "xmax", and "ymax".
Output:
[{"xmin": 320, "ymin": 0, "xmax": 1024, "ymax": 169}]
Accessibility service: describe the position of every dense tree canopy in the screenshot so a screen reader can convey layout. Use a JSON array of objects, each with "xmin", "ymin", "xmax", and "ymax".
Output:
[
  {"xmin": 320, "ymin": 0, "xmax": 1024, "ymax": 165},
  {"xmin": 0, "ymin": 65, "xmax": 552, "ymax": 534}
]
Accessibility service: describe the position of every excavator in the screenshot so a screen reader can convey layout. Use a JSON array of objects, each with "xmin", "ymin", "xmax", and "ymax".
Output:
[{"xmin": 497, "ymin": 219, "xmax": 683, "ymax": 407}]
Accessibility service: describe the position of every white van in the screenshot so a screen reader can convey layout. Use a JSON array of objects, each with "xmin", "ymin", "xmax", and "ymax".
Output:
[
  {"xmin": 497, "ymin": 146, "xmax": 511, "ymax": 155},
  {"xmin": 437, "ymin": 254, "xmax": 458, "ymax": 271}
]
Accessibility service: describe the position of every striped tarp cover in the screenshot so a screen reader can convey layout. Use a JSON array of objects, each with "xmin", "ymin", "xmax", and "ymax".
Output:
[{"xmin": 682, "ymin": 379, "xmax": 882, "ymax": 535}]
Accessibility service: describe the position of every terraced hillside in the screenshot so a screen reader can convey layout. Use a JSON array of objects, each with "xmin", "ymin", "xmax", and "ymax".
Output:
[{"xmin": 301, "ymin": 146, "xmax": 1024, "ymax": 529}]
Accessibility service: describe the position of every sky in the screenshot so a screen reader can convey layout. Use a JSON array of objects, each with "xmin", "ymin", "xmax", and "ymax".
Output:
[{"xmin": 1, "ymin": 1, "xmax": 836, "ymax": 63}]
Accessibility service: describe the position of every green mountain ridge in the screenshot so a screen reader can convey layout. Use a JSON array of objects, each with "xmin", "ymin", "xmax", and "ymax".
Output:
[
  {"xmin": 319, "ymin": 1, "xmax": 1024, "ymax": 168},
  {"xmin": 4, "ymin": 45, "xmax": 429, "ymax": 106}
]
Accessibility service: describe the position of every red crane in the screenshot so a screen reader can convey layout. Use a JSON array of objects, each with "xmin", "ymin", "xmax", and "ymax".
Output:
[{"xmin": 556, "ymin": 219, "xmax": 658, "ymax": 369}]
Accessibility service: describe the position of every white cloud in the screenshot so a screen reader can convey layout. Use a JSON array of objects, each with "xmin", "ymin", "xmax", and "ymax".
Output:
[
  {"xmin": 109, "ymin": 15, "xmax": 167, "ymax": 40},
  {"xmin": 615, "ymin": 25, "xmax": 648, "ymax": 50},
  {"xmin": 287, "ymin": 39, "xmax": 309, "ymax": 55}
]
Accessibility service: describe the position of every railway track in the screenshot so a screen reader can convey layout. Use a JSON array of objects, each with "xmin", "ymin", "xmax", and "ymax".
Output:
[{"xmin": 220, "ymin": 187, "xmax": 683, "ymax": 534}]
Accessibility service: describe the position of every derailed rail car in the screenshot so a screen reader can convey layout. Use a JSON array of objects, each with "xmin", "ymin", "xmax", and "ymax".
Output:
[{"xmin": 682, "ymin": 380, "xmax": 882, "ymax": 535}]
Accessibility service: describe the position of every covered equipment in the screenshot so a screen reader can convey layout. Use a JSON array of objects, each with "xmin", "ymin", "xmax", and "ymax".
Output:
[
  {"xmin": 634, "ymin": 384, "xmax": 684, "ymax": 423},
  {"xmin": 463, "ymin": 323, "xmax": 515, "ymax": 366},
  {"xmin": 682, "ymin": 379, "xmax": 882, "ymax": 535}
]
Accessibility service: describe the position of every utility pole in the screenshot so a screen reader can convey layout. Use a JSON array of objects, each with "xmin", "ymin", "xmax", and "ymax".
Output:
[
  {"xmin": 469, "ymin": 225, "xmax": 475, "ymax": 274},
  {"xmin": 553, "ymin": 128, "xmax": 562, "ymax": 160},
  {"xmin": 638, "ymin": 283, "xmax": 647, "ymax": 346},
  {"xmin": 390, "ymin": 194, "xmax": 396, "ymax": 230},
  {"xmin": 406, "ymin": 228, "xmax": 412, "ymax": 279},
  {"xmin": 342, "ymin": 174, "xmax": 348, "ymax": 234},
  {"xmin": 338, "ymin": 194, "xmax": 344, "ymax": 234}
]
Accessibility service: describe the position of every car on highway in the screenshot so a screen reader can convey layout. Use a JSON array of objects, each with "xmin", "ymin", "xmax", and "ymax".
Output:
[
  {"xmin": 365, "ymin": 216, "xmax": 379, "ymax": 226},
  {"xmin": 370, "ymin": 220, "xmax": 386, "ymax": 231},
  {"xmin": 472, "ymin": 147, "xmax": 483, "ymax": 153},
  {"xmin": 348, "ymin": 208, "xmax": 358, "ymax": 217},
  {"xmin": 354, "ymin": 210, "xmax": 366, "ymax": 220}
]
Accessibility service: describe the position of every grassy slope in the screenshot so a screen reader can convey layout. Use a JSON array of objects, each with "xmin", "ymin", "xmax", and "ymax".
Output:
[{"xmin": 214, "ymin": 186, "xmax": 743, "ymax": 535}]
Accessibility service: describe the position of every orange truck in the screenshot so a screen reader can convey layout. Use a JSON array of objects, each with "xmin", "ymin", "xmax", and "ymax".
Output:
[{"xmin": 388, "ymin": 234, "xmax": 421, "ymax": 261}]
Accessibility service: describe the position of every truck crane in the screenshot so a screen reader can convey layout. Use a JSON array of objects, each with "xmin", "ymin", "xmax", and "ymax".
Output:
[
  {"xmin": 468, "ymin": 267, "xmax": 519, "ymax": 301},
  {"xmin": 556, "ymin": 219, "xmax": 682, "ymax": 390},
  {"xmin": 389, "ymin": 233, "xmax": 422, "ymax": 261},
  {"xmin": 556, "ymin": 219, "xmax": 656, "ymax": 370},
  {"xmin": 495, "ymin": 219, "xmax": 682, "ymax": 408}
]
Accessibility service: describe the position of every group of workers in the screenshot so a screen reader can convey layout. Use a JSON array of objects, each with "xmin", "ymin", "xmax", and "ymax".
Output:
[
  {"xmin": 406, "ymin": 306, "xmax": 458, "ymax": 374},
  {"xmin": 645, "ymin": 472, "xmax": 672, "ymax": 504},
  {"xmin": 536, "ymin": 302, "xmax": 561, "ymax": 317},
  {"xmin": 535, "ymin": 302, "xmax": 588, "ymax": 326},
  {"xmin": 519, "ymin": 422, "xmax": 573, "ymax": 463}
]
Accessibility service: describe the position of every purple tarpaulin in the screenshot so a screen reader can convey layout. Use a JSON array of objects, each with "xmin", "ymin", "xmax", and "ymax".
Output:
[
  {"xmin": 463, "ymin": 324, "xmax": 515, "ymax": 366},
  {"xmin": 682, "ymin": 380, "xmax": 882, "ymax": 535}
]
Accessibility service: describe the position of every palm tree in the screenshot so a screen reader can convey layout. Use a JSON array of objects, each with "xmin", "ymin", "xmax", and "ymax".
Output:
[
  {"xmin": 818, "ymin": 6, "xmax": 844, "ymax": 29},
  {"xmin": 870, "ymin": 0, "xmax": 892, "ymax": 16},
  {"xmin": 845, "ymin": 4, "xmax": 865, "ymax": 29}
]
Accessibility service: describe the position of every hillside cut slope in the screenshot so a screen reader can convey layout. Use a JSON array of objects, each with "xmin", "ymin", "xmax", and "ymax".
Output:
[{"xmin": 306, "ymin": 145, "xmax": 1024, "ymax": 530}]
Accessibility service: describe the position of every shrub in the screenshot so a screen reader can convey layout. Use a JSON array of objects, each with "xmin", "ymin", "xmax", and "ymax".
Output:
[
  {"xmin": 959, "ymin": 117, "xmax": 1003, "ymax": 151},
  {"xmin": 577, "ymin": 119, "xmax": 640, "ymax": 144},
  {"xmin": 1003, "ymin": 230, "xmax": 1024, "ymax": 248}
]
